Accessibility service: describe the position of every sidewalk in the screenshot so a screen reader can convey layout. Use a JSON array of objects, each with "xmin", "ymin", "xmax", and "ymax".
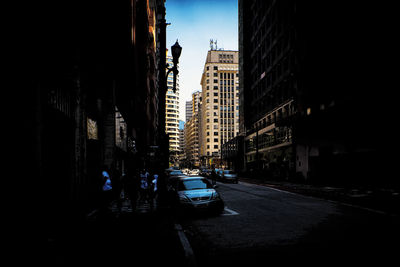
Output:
[
  {"xmin": 46, "ymin": 198, "xmax": 188, "ymax": 266},
  {"xmin": 239, "ymin": 176, "xmax": 400, "ymax": 216}
]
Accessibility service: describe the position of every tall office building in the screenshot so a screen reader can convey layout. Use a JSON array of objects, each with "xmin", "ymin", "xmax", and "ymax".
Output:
[
  {"xmin": 239, "ymin": 0, "xmax": 297, "ymax": 175},
  {"xmin": 199, "ymin": 49, "xmax": 239, "ymax": 168},
  {"xmin": 238, "ymin": 0, "xmax": 396, "ymax": 186},
  {"xmin": 166, "ymin": 54, "xmax": 180, "ymax": 157}
]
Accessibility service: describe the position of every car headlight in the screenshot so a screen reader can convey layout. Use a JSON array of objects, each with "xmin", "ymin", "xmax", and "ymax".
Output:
[
  {"xmin": 211, "ymin": 191, "xmax": 220, "ymax": 200},
  {"xmin": 179, "ymin": 194, "xmax": 191, "ymax": 203}
]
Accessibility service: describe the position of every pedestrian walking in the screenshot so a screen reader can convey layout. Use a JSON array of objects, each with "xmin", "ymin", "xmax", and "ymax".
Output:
[
  {"xmin": 100, "ymin": 166, "xmax": 113, "ymax": 215},
  {"xmin": 110, "ymin": 165, "xmax": 122, "ymax": 212},
  {"xmin": 124, "ymin": 167, "xmax": 139, "ymax": 210},
  {"xmin": 150, "ymin": 173, "xmax": 159, "ymax": 209},
  {"xmin": 139, "ymin": 169, "xmax": 150, "ymax": 203},
  {"xmin": 211, "ymin": 166, "xmax": 217, "ymax": 186}
]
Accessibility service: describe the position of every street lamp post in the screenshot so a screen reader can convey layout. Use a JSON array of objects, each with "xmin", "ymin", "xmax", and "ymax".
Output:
[{"xmin": 166, "ymin": 40, "xmax": 182, "ymax": 93}]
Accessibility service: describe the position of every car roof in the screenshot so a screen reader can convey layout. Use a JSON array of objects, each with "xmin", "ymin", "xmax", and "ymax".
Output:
[{"xmin": 178, "ymin": 176, "xmax": 205, "ymax": 181}]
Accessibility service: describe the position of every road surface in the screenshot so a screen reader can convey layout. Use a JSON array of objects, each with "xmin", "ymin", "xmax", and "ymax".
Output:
[{"xmin": 179, "ymin": 180, "xmax": 399, "ymax": 265}]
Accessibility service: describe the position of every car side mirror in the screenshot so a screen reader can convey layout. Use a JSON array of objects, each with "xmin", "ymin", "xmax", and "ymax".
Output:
[{"xmin": 213, "ymin": 184, "xmax": 218, "ymax": 188}]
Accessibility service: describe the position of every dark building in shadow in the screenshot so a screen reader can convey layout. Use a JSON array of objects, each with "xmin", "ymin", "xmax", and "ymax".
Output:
[
  {"xmin": 18, "ymin": 0, "xmax": 170, "ymax": 234},
  {"xmin": 238, "ymin": 0, "xmax": 398, "ymax": 187}
]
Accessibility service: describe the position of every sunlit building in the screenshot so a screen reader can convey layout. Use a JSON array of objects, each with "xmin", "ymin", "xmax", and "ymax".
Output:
[{"xmin": 199, "ymin": 49, "xmax": 239, "ymax": 168}]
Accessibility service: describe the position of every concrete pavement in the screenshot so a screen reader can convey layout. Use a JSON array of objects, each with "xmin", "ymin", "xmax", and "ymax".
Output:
[{"xmin": 46, "ymin": 197, "xmax": 189, "ymax": 266}]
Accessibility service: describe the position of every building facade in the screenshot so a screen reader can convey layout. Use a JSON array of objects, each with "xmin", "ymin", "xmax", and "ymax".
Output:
[{"xmin": 199, "ymin": 49, "xmax": 239, "ymax": 168}]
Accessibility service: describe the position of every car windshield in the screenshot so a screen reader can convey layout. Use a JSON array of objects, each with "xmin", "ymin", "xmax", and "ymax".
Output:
[
  {"xmin": 224, "ymin": 170, "xmax": 234, "ymax": 174},
  {"xmin": 178, "ymin": 178, "xmax": 213, "ymax": 191}
]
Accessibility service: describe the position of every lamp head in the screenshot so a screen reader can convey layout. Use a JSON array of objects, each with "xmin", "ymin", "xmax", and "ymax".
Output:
[{"xmin": 171, "ymin": 40, "xmax": 182, "ymax": 64}]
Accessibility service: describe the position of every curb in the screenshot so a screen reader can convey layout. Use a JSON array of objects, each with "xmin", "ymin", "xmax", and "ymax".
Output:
[{"xmin": 175, "ymin": 223, "xmax": 197, "ymax": 267}]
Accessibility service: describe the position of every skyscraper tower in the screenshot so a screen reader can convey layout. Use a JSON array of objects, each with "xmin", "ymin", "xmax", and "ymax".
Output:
[{"xmin": 199, "ymin": 49, "xmax": 239, "ymax": 168}]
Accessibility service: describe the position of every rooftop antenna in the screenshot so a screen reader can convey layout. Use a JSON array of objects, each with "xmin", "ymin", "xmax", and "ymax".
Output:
[
  {"xmin": 215, "ymin": 40, "xmax": 218, "ymax": 50},
  {"xmin": 210, "ymin": 39, "xmax": 214, "ymax": 50}
]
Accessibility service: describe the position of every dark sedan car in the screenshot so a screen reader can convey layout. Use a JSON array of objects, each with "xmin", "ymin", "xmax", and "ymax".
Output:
[
  {"xmin": 168, "ymin": 170, "xmax": 184, "ymax": 177},
  {"xmin": 217, "ymin": 169, "xmax": 238, "ymax": 183},
  {"xmin": 168, "ymin": 176, "xmax": 224, "ymax": 214}
]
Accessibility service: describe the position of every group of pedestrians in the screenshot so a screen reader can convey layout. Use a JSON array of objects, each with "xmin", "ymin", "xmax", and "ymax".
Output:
[
  {"xmin": 139, "ymin": 169, "xmax": 158, "ymax": 209},
  {"xmin": 99, "ymin": 165, "xmax": 160, "ymax": 214}
]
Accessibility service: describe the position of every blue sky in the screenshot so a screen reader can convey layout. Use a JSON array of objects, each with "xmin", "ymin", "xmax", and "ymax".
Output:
[{"xmin": 165, "ymin": 0, "xmax": 238, "ymax": 121}]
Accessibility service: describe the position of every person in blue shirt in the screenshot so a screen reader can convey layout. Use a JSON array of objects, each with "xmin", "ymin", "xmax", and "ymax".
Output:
[
  {"xmin": 100, "ymin": 166, "xmax": 113, "ymax": 215},
  {"xmin": 150, "ymin": 173, "xmax": 158, "ymax": 209},
  {"xmin": 139, "ymin": 169, "xmax": 150, "ymax": 203}
]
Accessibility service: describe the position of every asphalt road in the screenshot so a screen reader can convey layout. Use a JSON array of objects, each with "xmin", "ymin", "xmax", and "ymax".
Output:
[{"xmin": 179, "ymin": 180, "xmax": 400, "ymax": 266}]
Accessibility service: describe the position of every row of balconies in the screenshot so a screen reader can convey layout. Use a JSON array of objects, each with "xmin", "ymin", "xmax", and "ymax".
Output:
[
  {"xmin": 245, "ymin": 125, "xmax": 292, "ymax": 153},
  {"xmin": 247, "ymin": 99, "xmax": 294, "ymax": 135}
]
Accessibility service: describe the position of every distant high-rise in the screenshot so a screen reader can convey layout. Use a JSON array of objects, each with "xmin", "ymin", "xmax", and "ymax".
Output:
[
  {"xmin": 178, "ymin": 120, "xmax": 185, "ymax": 166},
  {"xmin": 185, "ymin": 100, "xmax": 192, "ymax": 122},
  {"xmin": 184, "ymin": 91, "xmax": 202, "ymax": 167},
  {"xmin": 199, "ymin": 49, "xmax": 239, "ymax": 168},
  {"xmin": 166, "ymin": 54, "xmax": 180, "ymax": 154}
]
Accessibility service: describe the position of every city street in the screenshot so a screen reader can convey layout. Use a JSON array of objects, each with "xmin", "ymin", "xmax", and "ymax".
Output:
[
  {"xmin": 179, "ymin": 180, "xmax": 400, "ymax": 266},
  {"xmin": 23, "ymin": 1, "xmax": 398, "ymax": 265}
]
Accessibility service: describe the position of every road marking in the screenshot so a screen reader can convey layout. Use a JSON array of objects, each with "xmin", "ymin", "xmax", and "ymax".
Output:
[{"xmin": 222, "ymin": 206, "xmax": 239, "ymax": 216}]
